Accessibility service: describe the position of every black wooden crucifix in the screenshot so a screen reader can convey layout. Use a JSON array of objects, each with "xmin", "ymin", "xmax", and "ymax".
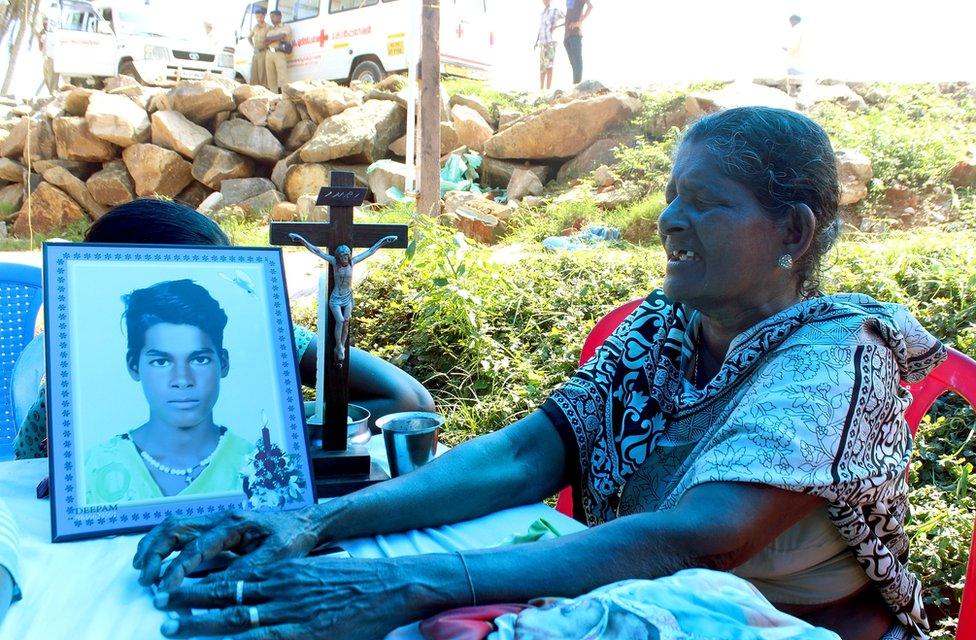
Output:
[{"xmin": 270, "ymin": 171, "xmax": 408, "ymax": 492}]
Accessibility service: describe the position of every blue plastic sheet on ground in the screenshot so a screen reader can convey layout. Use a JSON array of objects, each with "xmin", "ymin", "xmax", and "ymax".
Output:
[
  {"xmin": 373, "ymin": 152, "xmax": 490, "ymax": 204},
  {"xmin": 441, "ymin": 152, "xmax": 484, "ymax": 196},
  {"xmin": 542, "ymin": 225, "xmax": 621, "ymax": 251}
]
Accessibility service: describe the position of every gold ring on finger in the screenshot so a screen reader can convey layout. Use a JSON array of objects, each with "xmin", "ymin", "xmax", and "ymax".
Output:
[{"xmin": 249, "ymin": 606, "xmax": 260, "ymax": 628}]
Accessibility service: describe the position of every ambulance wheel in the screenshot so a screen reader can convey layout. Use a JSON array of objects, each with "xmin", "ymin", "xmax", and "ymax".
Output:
[
  {"xmin": 350, "ymin": 59, "xmax": 384, "ymax": 85},
  {"xmin": 119, "ymin": 61, "xmax": 145, "ymax": 84}
]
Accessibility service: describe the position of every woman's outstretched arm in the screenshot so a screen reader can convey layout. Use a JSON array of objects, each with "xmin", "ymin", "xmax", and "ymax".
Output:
[{"xmin": 135, "ymin": 410, "xmax": 568, "ymax": 589}]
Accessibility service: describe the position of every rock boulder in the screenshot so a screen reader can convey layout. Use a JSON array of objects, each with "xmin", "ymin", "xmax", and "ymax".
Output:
[
  {"xmin": 483, "ymin": 94, "xmax": 639, "ymax": 160},
  {"xmin": 267, "ymin": 98, "xmax": 301, "ymax": 133},
  {"xmin": 0, "ymin": 118, "xmax": 27, "ymax": 158},
  {"xmin": 12, "ymin": 183, "xmax": 84, "ymax": 235},
  {"xmin": 285, "ymin": 120, "xmax": 317, "ymax": 151},
  {"xmin": 0, "ymin": 158, "xmax": 23, "ymax": 182},
  {"xmin": 41, "ymin": 165, "xmax": 107, "ymax": 219},
  {"xmin": 449, "ymin": 94, "xmax": 495, "ymax": 127},
  {"xmin": 300, "ymin": 100, "xmax": 405, "ymax": 164},
  {"xmin": 191, "ymin": 145, "xmax": 255, "ymax": 191},
  {"xmin": 168, "ymin": 81, "xmax": 236, "ymax": 124},
  {"xmin": 507, "ymin": 167, "xmax": 544, "ymax": 200},
  {"xmin": 24, "ymin": 118, "xmax": 57, "ymax": 164},
  {"xmin": 86, "ymin": 162, "xmax": 136, "ymax": 206},
  {"xmin": 122, "ymin": 143, "xmax": 194, "ymax": 197},
  {"xmin": 366, "ymin": 160, "xmax": 410, "ymax": 205},
  {"xmin": 389, "ymin": 122, "xmax": 460, "ymax": 157},
  {"xmin": 481, "ymin": 157, "xmax": 549, "ymax": 189},
  {"xmin": 53, "ymin": 117, "xmax": 117, "ymax": 162},
  {"xmin": 303, "ymin": 84, "xmax": 363, "ymax": 123},
  {"xmin": 0, "ymin": 183, "xmax": 23, "ymax": 212},
  {"xmin": 214, "ymin": 119, "xmax": 284, "ymax": 163},
  {"xmin": 151, "ymin": 110, "xmax": 213, "ymax": 159},
  {"xmin": 238, "ymin": 97, "xmax": 273, "ymax": 126},
  {"xmin": 220, "ymin": 177, "xmax": 277, "ymax": 206},
  {"xmin": 85, "ymin": 92, "xmax": 150, "ymax": 147},
  {"xmin": 949, "ymin": 148, "xmax": 976, "ymax": 188},
  {"xmin": 451, "ymin": 105, "xmax": 493, "ymax": 154},
  {"xmin": 835, "ymin": 149, "xmax": 873, "ymax": 206},
  {"xmin": 556, "ymin": 137, "xmax": 624, "ymax": 183}
]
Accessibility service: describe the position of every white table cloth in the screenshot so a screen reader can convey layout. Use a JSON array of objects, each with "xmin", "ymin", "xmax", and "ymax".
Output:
[{"xmin": 0, "ymin": 444, "xmax": 583, "ymax": 639}]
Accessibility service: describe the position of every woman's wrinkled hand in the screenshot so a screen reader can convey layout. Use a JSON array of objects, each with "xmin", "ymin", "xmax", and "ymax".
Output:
[
  {"xmin": 132, "ymin": 508, "xmax": 321, "ymax": 591},
  {"xmin": 153, "ymin": 556, "xmax": 448, "ymax": 640}
]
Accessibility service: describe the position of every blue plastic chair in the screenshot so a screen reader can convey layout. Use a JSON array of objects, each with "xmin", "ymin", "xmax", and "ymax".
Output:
[{"xmin": 0, "ymin": 263, "xmax": 43, "ymax": 460}]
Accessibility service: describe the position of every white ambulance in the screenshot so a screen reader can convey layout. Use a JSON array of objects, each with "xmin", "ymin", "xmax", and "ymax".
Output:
[
  {"xmin": 47, "ymin": 0, "xmax": 233, "ymax": 86},
  {"xmin": 232, "ymin": 0, "xmax": 492, "ymax": 85}
]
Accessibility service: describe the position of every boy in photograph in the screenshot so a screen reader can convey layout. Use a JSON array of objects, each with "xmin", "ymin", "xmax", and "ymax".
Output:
[
  {"xmin": 535, "ymin": 0, "xmax": 564, "ymax": 90},
  {"xmin": 84, "ymin": 280, "xmax": 253, "ymax": 505}
]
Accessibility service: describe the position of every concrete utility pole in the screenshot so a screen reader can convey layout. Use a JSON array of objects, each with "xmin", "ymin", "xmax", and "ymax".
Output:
[{"xmin": 418, "ymin": 0, "xmax": 440, "ymax": 217}]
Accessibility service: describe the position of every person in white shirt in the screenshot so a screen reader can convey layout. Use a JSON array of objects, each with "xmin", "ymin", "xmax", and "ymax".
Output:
[
  {"xmin": 782, "ymin": 14, "xmax": 805, "ymax": 96},
  {"xmin": 534, "ymin": 0, "xmax": 564, "ymax": 90}
]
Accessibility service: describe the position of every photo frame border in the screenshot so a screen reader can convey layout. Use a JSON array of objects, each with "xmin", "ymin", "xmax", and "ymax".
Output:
[{"xmin": 44, "ymin": 242, "xmax": 316, "ymax": 542}]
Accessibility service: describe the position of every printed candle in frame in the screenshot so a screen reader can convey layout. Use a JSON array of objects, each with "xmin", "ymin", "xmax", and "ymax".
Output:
[{"xmin": 44, "ymin": 243, "xmax": 315, "ymax": 542}]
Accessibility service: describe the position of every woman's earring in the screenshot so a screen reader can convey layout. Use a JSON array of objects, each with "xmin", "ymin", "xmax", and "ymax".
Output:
[{"xmin": 777, "ymin": 254, "xmax": 794, "ymax": 270}]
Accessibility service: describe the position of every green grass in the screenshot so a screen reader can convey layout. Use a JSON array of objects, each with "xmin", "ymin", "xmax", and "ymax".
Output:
[{"xmin": 442, "ymin": 78, "xmax": 540, "ymax": 114}]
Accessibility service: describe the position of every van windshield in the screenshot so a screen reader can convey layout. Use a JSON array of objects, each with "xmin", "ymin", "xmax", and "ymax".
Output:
[{"xmin": 114, "ymin": 10, "xmax": 199, "ymax": 39}]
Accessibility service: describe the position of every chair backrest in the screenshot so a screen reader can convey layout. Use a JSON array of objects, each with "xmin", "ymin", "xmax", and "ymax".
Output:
[
  {"xmin": 0, "ymin": 263, "xmax": 43, "ymax": 460},
  {"xmin": 558, "ymin": 299, "xmax": 976, "ymax": 638},
  {"xmin": 12, "ymin": 334, "xmax": 44, "ymax": 428}
]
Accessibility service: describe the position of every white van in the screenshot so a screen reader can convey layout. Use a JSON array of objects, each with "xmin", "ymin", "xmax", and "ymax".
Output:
[
  {"xmin": 48, "ymin": 0, "xmax": 234, "ymax": 86},
  {"xmin": 232, "ymin": 0, "xmax": 492, "ymax": 85}
]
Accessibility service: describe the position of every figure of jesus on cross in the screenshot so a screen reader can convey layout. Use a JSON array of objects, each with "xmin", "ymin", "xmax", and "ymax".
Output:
[
  {"xmin": 288, "ymin": 234, "xmax": 396, "ymax": 364},
  {"xmin": 270, "ymin": 171, "xmax": 408, "ymax": 458}
]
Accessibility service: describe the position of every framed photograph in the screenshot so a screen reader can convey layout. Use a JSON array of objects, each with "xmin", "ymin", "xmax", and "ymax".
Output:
[{"xmin": 44, "ymin": 243, "xmax": 316, "ymax": 542}]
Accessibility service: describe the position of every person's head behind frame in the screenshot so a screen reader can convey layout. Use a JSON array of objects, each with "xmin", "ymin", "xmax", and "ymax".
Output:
[
  {"xmin": 84, "ymin": 198, "xmax": 230, "ymax": 247},
  {"xmin": 122, "ymin": 280, "xmax": 230, "ymax": 432}
]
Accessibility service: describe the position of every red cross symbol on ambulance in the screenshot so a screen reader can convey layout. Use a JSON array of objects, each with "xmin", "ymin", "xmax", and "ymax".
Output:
[{"xmin": 317, "ymin": 29, "xmax": 329, "ymax": 46}]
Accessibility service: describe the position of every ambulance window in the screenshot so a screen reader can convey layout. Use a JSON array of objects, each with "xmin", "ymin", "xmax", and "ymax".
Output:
[
  {"xmin": 61, "ymin": 10, "xmax": 97, "ymax": 32},
  {"xmin": 278, "ymin": 0, "xmax": 321, "ymax": 21},
  {"xmin": 329, "ymin": 0, "xmax": 379, "ymax": 13}
]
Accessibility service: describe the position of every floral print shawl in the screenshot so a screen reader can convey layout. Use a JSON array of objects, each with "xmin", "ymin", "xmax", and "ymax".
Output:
[{"xmin": 541, "ymin": 290, "xmax": 946, "ymax": 638}]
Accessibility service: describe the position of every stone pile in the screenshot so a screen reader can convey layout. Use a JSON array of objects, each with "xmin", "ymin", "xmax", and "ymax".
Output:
[{"xmin": 0, "ymin": 73, "xmax": 641, "ymax": 241}]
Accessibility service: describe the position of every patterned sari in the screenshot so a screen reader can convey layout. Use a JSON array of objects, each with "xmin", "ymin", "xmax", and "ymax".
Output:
[{"xmin": 542, "ymin": 291, "xmax": 946, "ymax": 638}]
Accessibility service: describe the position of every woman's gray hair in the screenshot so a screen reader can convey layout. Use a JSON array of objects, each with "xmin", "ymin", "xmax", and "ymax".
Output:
[{"xmin": 682, "ymin": 106, "xmax": 841, "ymax": 297}]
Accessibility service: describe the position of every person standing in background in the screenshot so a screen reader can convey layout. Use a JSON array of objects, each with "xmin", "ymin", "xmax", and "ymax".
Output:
[
  {"xmin": 783, "ymin": 14, "xmax": 805, "ymax": 96},
  {"xmin": 535, "ymin": 0, "xmax": 564, "ymax": 90},
  {"xmin": 38, "ymin": 16, "xmax": 58, "ymax": 95},
  {"xmin": 264, "ymin": 10, "xmax": 292, "ymax": 93},
  {"xmin": 249, "ymin": 7, "xmax": 269, "ymax": 89},
  {"xmin": 563, "ymin": 0, "xmax": 593, "ymax": 85}
]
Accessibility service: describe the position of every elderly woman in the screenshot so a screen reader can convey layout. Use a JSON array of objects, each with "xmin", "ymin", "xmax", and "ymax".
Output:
[{"xmin": 134, "ymin": 107, "xmax": 942, "ymax": 640}]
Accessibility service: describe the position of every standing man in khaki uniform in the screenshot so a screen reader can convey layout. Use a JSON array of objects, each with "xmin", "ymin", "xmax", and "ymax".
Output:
[
  {"xmin": 249, "ymin": 7, "xmax": 269, "ymax": 88},
  {"xmin": 39, "ymin": 17, "xmax": 60, "ymax": 95},
  {"xmin": 264, "ymin": 10, "xmax": 292, "ymax": 93}
]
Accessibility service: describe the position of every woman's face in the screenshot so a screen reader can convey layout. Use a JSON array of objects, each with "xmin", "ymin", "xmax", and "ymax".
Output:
[
  {"xmin": 129, "ymin": 323, "xmax": 228, "ymax": 430},
  {"xmin": 658, "ymin": 142, "xmax": 796, "ymax": 317}
]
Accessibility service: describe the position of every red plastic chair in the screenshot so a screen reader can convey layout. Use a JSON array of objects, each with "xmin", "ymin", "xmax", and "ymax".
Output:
[{"xmin": 555, "ymin": 299, "xmax": 976, "ymax": 635}]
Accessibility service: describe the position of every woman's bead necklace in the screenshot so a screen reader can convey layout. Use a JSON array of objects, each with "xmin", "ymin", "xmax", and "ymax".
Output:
[{"xmin": 139, "ymin": 431, "xmax": 226, "ymax": 485}]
